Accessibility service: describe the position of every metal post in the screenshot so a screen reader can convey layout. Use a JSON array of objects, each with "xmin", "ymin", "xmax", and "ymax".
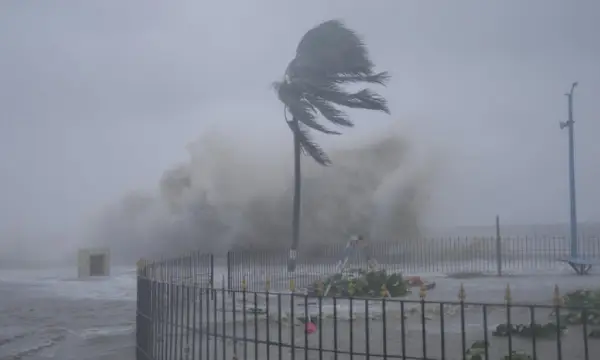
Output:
[
  {"xmin": 560, "ymin": 82, "xmax": 579, "ymax": 259},
  {"xmin": 495, "ymin": 215, "xmax": 502, "ymax": 276},
  {"xmin": 227, "ymin": 251, "xmax": 232, "ymax": 291},
  {"xmin": 210, "ymin": 254, "xmax": 214, "ymax": 289}
]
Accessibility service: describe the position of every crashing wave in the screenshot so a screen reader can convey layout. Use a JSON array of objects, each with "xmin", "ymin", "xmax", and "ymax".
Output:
[{"xmin": 89, "ymin": 124, "xmax": 439, "ymax": 263}]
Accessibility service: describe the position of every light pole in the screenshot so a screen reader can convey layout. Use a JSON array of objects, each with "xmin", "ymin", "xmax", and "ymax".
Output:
[{"xmin": 560, "ymin": 82, "xmax": 578, "ymax": 258}]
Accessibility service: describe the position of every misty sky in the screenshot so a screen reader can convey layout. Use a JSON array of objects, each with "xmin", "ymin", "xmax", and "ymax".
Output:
[{"xmin": 1, "ymin": 0, "xmax": 599, "ymax": 243}]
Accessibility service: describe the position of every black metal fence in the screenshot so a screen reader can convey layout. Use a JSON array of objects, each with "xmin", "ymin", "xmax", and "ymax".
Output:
[
  {"xmin": 227, "ymin": 236, "xmax": 600, "ymax": 291},
  {"xmin": 136, "ymin": 259, "xmax": 598, "ymax": 360}
]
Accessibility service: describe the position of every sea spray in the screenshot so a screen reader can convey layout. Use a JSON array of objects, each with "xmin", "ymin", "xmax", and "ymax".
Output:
[{"xmin": 88, "ymin": 124, "xmax": 441, "ymax": 263}]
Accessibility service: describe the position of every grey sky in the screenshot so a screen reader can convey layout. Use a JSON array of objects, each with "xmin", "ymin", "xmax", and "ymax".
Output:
[{"xmin": 1, "ymin": 0, "xmax": 599, "ymax": 245}]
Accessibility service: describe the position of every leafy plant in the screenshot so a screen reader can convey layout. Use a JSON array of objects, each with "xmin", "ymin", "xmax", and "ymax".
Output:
[
  {"xmin": 501, "ymin": 351, "xmax": 533, "ymax": 360},
  {"xmin": 562, "ymin": 289, "xmax": 600, "ymax": 308},
  {"xmin": 554, "ymin": 289, "xmax": 600, "ymax": 328},
  {"xmin": 492, "ymin": 323, "xmax": 566, "ymax": 338},
  {"xmin": 465, "ymin": 340, "xmax": 488, "ymax": 360},
  {"xmin": 589, "ymin": 328, "xmax": 600, "ymax": 338},
  {"xmin": 308, "ymin": 269, "xmax": 409, "ymax": 297},
  {"xmin": 465, "ymin": 341, "xmax": 534, "ymax": 360}
]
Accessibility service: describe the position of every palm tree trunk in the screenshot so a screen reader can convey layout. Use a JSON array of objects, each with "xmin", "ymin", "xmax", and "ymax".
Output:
[{"xmin": 288, "ymin": 119, "xmax": 301, "ymax": 273}]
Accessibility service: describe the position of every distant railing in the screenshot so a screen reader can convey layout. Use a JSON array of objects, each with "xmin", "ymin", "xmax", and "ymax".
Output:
[
  {"xmin": 136, "ymin": 258, "xmax": 598, "ymax": 360},
  {"xmin": 227, "ymin": 236, "xmax": 600, "ymax": 291}
]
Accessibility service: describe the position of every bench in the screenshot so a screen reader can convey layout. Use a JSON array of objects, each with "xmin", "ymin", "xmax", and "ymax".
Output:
[{"xmin": 559, "ymin": 257, "xmax": 600, "ymax": 275}]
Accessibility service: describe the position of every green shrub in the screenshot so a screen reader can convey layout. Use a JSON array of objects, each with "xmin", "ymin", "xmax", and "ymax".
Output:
[
  {"xmin": 501, "ymin": 351, "xmax": 533, "ymax": 360},
  {"xmin": 307, "ymin": 269, "xmax": 409, "ymax": 298},
  {"xmin": 555, "ymin": 289, "xmax": 600, "ymax": 327},
  {"xmin": 492, "ymin": 323, "xmax": 566, "ymax": 338},
  {"xmin": 563, "ymin": 289, "xmax": 600, "ymax": 308}
]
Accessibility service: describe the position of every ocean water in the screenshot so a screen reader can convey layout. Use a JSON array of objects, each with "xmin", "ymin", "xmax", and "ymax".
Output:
[
  {"xmin": 0, "ymin": 267, "xmax": 137, "ymax": 360},
  {"xmin": 0, "ymin": 264, "xmax": 235, "ymax": 360},
  {"xmin": 1, "ymin": 262, "xmax": 599, "ymax": 360}
]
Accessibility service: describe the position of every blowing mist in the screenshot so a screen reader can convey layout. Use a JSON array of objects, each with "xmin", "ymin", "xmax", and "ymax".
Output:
[{"xmin": 85, "ymin": 123, "xmax": 442, "ymax": 265}]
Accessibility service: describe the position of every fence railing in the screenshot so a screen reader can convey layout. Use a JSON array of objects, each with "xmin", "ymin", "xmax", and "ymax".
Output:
[
  {"xmin": 136, "ymin": 262, "xmax": 598, "ymax": 360},
  {"xmin": 227, "ymin": 236, "xmax": 600, "ymax": 291},
  {"xmin": 139, "ymin": 252, "xmax": 215, "ymax": 287}
]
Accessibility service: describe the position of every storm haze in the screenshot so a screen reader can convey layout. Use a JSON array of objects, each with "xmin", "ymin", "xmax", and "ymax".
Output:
[{"xmin": 1, "ymin": 1, "xmax": 599, "ymax": 266}]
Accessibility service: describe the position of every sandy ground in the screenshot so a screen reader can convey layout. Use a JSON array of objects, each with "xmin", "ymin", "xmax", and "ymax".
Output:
[{"xmin": 2, "ymin": 264, "xmax": 600, "ymax": 360}]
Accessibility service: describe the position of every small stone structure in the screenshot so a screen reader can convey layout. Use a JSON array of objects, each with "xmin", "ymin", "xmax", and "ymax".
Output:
[{"xmin": 77, "ymin": 248, "xmax": 110, "ymax": 277}]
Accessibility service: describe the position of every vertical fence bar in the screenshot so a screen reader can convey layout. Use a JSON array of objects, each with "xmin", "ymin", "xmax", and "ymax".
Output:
[
  {"xmin": 303, "ymin": 293, "xmax": 309, "ymax": 360},
  {"xmin": 174, "ymin": 284, "xmax": 180, "ymax": 360},
  {"xmin": 243, "ymin": 282, "xmax": 248, "ymax": 360},
  {"xmin": 154, "ymin": 280, "xmax": 160, "ymax": 359},
  {"xmin": 181, "ymin": 284, "xmax": 187, "ymax": 359},
  {"xmin": 192, "ymin": 284, "xmax": 197, "ymax": 360},
  {"xmin": 505, "ymin": 285, "xmax": 513, "ymax": 359},
  {"xmin": 212, "ymin": 287, "xmax": 217, "ymax": 360},
  {"xmin": 199, "ymin": 287, "xmax": 206, "ymax": 360},
  {"xmin": 554, "ymin": 285, "xmax": 563, "ymax": 360},
  {"xmin": 364, "ymin": 298, "xmax": 370, "ymax": 360},
  {"xmin": 530, "ymin": 306, "xmax": 537, "ymax": 360},
  {"xmin": 440, "ymin": 303, "xmax": 446, "ymax": 360},
  {"xmin": 163, "ymin": 282, "xmax": 168, "ymax": 360},
  {"xmin": 460, "ymin": 299, "xmax": 466, "ymax": 360},
  {"xmin": 277, "ymin": 293, "xmax": 283, "ymax": 360},
  {"xmin": 255, "ymin": 291, "xmax": 260, "ymax": 360},
  {"xmin": 210, "ymin": 254, "xmax": 214, "ymax": 291},
  {"xmin": 169, "ymin": 283, "xmax": 175, "ymax": 360},
  {"xmin": 205, "ymin": 288, "xmax": 210, "ymax": 360},
  {"xmin": 420, "ymin": 285, "xmax": 427, "ymax": 359},
  {"xmin": 382, "ymin": 299, "xmax": 388, "ymax": 360},
  {"xmin": 400, "ymin": 301, "xmax": 406, "ymax": 360},
  {"xmin": 349, "ymin": 296, "xmax": 354, "ymax": 360},
  {"xmin": 266, "ymin": 280, "xmax": 271, "ymax": 360},
  {"xmin": 496, "ymin": 215, "xmax": 502, "ymax": 276},
  {"xmin": 482, "ymin": 304, "xmax": 489, "ymax": 360},
  {"xmin": 318, "ymin": 293, "xmax": 323, "ymax": 360},
  {"xmin": 227, "ymin": 252, "xmax": 232, "ymax": 291},
  {"xmin": 333, "ymin": 296, "xmax": 338, "ymax": 360},
  {"xmin": 232, "ymin": 290, "xmax": 237, "ymax": 360},
  {"xmin": 136, "ymin": 274, "xmax": 142, "ymax": 360},
  {"xmin": 290, "ymin": 291, "xmax": 296, "ymax": 360},
  {"xmin": 582, "ymin": 308, "xmax": 589, "ymax": 360},
  {"xmin": 222, "ymin": 287, "xmax": 227, "ymax": 360},
  {"xmin": 185, "ymin": 284, "xmax": 191, "ymax": 359}
]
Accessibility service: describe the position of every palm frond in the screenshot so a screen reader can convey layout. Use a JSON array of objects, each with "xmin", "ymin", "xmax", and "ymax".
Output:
[
  {"xmin": 298, "ymin": 71, "xmax": 390, "ymax": 87},
  {"xmin": 277, "ymin": 81, "xmax": 341, "ymax": 135},
  {"xmin": 287, "ymin": 120, "xmax": 331, "ymax": 166},
  {"xmin": 275, "ymin": 19, "xmax": 391, "ymax": 166},
  {"xmin": 289, "ymin": 20, "xmax": 375, "ymax": 79},
  {"xmin": 303, "ymin": 94, "xmax": 354, "ymax": 127},
  {"xmin": 308, "ymin": 85, "xmax": 390, "ymax": 114},
  {"xmin": 324, "ymin": 71, "xmax": 390, "ymax": 86}
]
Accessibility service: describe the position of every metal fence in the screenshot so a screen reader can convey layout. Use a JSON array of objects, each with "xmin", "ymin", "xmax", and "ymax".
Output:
[
  {"xmin": 139, "ymin": 252, "xmax": 215, "ymax": 286},
  {"xmin": 136, "ymin": 260, "xmax": 598, "ymax": 360},
  {"xmin": 227, "ymin": 236, "xmax": 600, "ymax": 291}
]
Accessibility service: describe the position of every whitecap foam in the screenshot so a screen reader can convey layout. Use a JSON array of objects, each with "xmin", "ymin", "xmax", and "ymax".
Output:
[{"xmin": 79, "ymin": 325, "xmax": 135, "ymax": 340}]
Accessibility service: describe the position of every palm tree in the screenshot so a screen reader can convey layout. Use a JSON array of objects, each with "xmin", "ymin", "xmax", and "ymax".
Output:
[{"xmin": 274, "ymin": 19, "xmax": 390, "ymax": 272}]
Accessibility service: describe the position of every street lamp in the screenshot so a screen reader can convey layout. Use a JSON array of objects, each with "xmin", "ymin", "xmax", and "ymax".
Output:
[{"xmin": 559, "ymin": 82, "xmax": 578, "ymax": 258}]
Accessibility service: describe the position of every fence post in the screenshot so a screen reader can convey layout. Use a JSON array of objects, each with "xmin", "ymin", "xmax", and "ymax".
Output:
[
  {"xmin": 227, "ymin": 251, "xmax": 232, "ymax": 291},
  {"xmin": 209, "ymin": 254, "xmax": 215, "ymax": 290},
  {"xmin": 496, "ymin": 215, "xmax": 502, "ymax": 276}
]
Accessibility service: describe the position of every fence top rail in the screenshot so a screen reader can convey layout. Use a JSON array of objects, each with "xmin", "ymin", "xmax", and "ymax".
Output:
[{"xmin": 137, "ymin": 277, "xmax": 597, "ymax": 311}]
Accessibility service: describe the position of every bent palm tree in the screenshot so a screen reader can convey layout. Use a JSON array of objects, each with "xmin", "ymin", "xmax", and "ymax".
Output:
[{"xmin": 274, "ymin": 19, "xmax": 390, "ymax": 272}]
